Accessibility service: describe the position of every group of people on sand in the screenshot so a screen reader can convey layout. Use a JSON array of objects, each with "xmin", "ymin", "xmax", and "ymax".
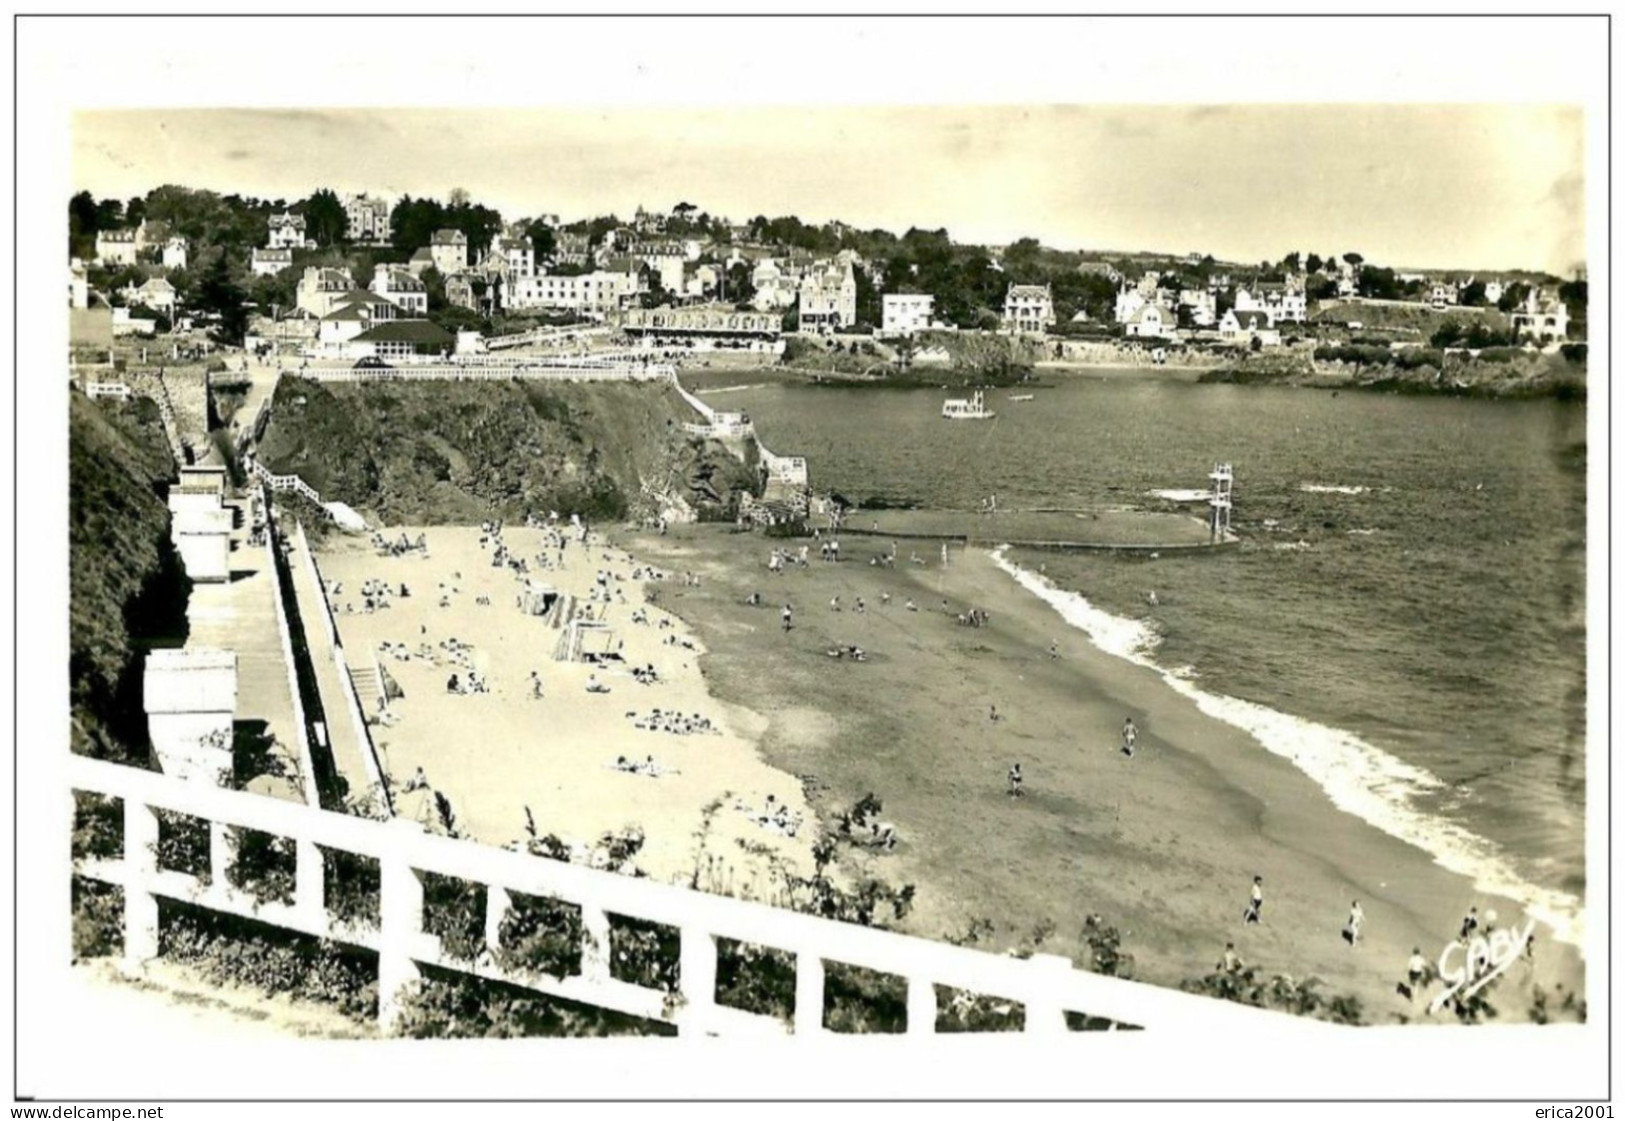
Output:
[
  {"xmin": 372, "ymin": 530, "xmax": 428, "ymax": 558},
  {"xmin": 741, "ymin": 793, "xmax": 800, "ymax": 838},
  {"xmin": 766, "ymin": 546, "xmax": 809, "ymax": 574},
  {"xmin": 626, "ymin": 708, "xmax": 716, "ymax": 736},
  {"xmin": 445, "ymin": 669, "xmax": 488, "ymax": 695},
  {"xmin": 612, "ymin": 754, "xmax": 675, "ymax": 778}
]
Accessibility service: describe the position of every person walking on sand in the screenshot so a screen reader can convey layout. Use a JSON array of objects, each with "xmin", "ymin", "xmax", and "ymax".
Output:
[
  {"xmin": 1404, "ymin": 947, "xmax": 1429, "ymax": 1000},
  {"xmin": 1344, "ymin": 900, "xmax": 1364, "ymax": 947},
  {"xmin": 1459, "ymin": 906, "xmax": 1480, "ymax": 941},
  {"xmin": 1121, "ymin": 717, "xmax": 1138, "ymax": 757},
  {"xmin": 782, "ymin": 604, "xmax": 793, "ymax": 633},
  {"xmin": 1244, "ymin": 875, "xmax": 1264, "ymax": 924},
  {"xmin": 1007, "ymin": 763, "xmax": 1024, "ymax": 798}
]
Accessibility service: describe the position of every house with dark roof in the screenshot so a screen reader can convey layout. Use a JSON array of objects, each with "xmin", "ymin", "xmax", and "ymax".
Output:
[
  {"xmin": 370, "ymin": 267, "xmax": 429, "ymax": 317},
  {"xmin": 348, "ymin": 319, "xmax": 456, "ymax": 361},
  {"xmin": 430, "ymin": 228, "xmax": 469, "ymax": 274}
]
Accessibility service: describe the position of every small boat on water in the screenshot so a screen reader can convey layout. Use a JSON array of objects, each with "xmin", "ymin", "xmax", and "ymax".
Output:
[
  {"xmin": 942, "ymin": 390, "xmax": 996, "ymax": 420},
  {"xmin": 1008, "ymin": 393, "xmax": 1035, "ymax": 402}
]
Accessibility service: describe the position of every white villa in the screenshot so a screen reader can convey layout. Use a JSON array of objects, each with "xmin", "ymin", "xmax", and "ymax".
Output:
[
  {"xmin": 96, "ymin": 228, "xmax": 139, "ymax": 266},
  {"xmin": 267, "ymin": 211, "xmax": 308, "ymax": 250},
  {"xmin": 799, "ymin": 260, "xmax": 858, "ymax": 332},
  {"xmin": 1124, "ymin": 302, "xmax": 1177, "ymax": 340},
  {"xmin": 1002, "ymin": 283, "xmax": 1055, "ymax": 335},
  {"xmin": 430, "ymin": 229, "xmax": 469, "ymax": 274},
  {"xmin": 251, "ymin": 247, "xmax": 294, "ymax": 278},
  {"xmin": 369, "ymin": 267, "xmax": 429, "ymax": 317},
  {"xmin": 882, "ymin": 293, "xmax": 936, "ymax": 337}
]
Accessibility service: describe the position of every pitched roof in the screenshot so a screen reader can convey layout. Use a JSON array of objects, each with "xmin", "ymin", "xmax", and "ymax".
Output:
[
  {"xmin": 353, "ymin": 320, "xmax": 455, "ymax": 345},
  {"xmin": 410, "ymin": 247, "xmax": 435, "ymax": 262},
  {"xmin": 1006, "ymin": 284, "xmax": 1052, "ymax": 301},
  {"xmin": 431, "ymin": 229, "xmax": 468, "ymax": 245}
]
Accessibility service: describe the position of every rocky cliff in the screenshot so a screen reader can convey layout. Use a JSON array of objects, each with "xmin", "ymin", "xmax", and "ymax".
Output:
[
  {"xmin": 70, "ymin": 391, "xmax": 188, "ymax": 761},
  {"xmin": 256, "ymin": 377, "xmax": 760, "ymax": 524}
]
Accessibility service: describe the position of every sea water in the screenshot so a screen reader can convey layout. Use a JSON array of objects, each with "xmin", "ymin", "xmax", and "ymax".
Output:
[{"xmin": 728, "ymin": 374, "xmax": 1587, "ymax": 946}]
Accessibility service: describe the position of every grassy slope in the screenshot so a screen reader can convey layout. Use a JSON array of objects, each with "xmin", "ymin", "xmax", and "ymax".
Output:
[
  {"xmin": 70, "ymin": 391, "xmax": 187, "ymax": 761},
  {"xmin": 256, "ymin": 377, "xmax": 758, "ymax": 524}
]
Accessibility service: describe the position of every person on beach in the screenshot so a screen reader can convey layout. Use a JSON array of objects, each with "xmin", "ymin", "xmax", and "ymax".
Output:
[
  {"xmin": 782, "ymin": 604, "xmax": 793, "ymax": 632},
  {"xmin": 1343, "ymin": 900, "xmax": 1364, "ymax": 947},
  {"xmin": 1007, "ymin": 763, "xmax": 1024, "ymax": 798},
  {"xmin": 989, "ymin": 704, "xmax": 1000, "ymax": 723},
  {"xmin": 1218, "ymin": 943, "xmax": 1244, "ymax": 974},
  {"xmin": 1049, "ymin": 639, "xmax": 1059, "ymax": 659},
  {"xmin": 855, "ymin": 597, "xmax": 866, "ymax": 614},
  {"xmin": 1459, "ymin": 907, "xmax": 1480, "ymax": 941},
  {"xmin": 1402, "ymin": 947, "xmax": 1430, "ymax": 1001},
  {"xmin": 1121, "ymin": 717, "xmax": 1138, "ymax": 757},
  {"xmin": 830, "ymin": 596, "xmax": 841, "ymax": 612},
  {"xmin": 1244, "ymin": 876, "xmax": 1264, "ymax": 924}
]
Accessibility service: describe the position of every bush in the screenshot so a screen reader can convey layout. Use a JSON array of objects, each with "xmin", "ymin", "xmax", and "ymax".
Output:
[
  {"xmin": 1476, "ymin": 347, "xmax": 1522, "ymax": 364},
  {"xmin": 392, "ymin": 966, "xmax": 675, "ymax": 1038},
  {"xmin": 496, "ymin": 892, "xmax": 585, "ymax": 979},
  {"xmin": 1182, "ymin": 967, "xmax": 1364, "ymax": 1025},
  {"xmin": 608, "ymin": 914, "xmax": 680, "ymax": 993},
  {"xmin": 158, "ymin": 900, "xmax": 378, "ymax": 1022},
  {"xmin": 226, "ymin": 827, "xmax": 296, "ymax": 907},
  {"xmin": 1560, "ymin": 343, "xmax": 1588, "ymax": 365},
  {"xmin": 421, "ymin": 872, "xmax": 487, "ymax": 963},
  {"xmin": 154, "ymin": 809, "xmax": 211, "ymax": 883},
  {"xmin": 72, "ymin": 877, "xmax": 123, "ymax": 960},
  {"xmin": 934, "ymin": 986, "xmax": 1025, "ymax": 1032},
  {"xmin": 322, "ymin": 847, "xmax": 381, "ymax": 930},
  {"xmin": 823, "ymin": 960, "xmax": 907, "ymax": 1033},
  {"xmin": 715, "ymin": 938, "xmax": 796, "ymax": 1023},
  {"xmin": 72, "ymin": 792, "xmax": 123, "ymax": 861}
]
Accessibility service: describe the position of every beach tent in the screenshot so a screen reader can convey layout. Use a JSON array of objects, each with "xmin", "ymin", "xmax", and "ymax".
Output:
[
  {"xmin": 559, "ymin": 618, "xmax": 618, "ymax": 663},
  {"xmin": 519, "ymin": 580, "xmax": 561, "ymax": 618}
]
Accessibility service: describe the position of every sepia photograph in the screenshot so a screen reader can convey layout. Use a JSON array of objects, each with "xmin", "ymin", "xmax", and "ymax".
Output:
[{"xmin": 12, "ymin": 10, "xmax": 1612, "ymax": 1109}]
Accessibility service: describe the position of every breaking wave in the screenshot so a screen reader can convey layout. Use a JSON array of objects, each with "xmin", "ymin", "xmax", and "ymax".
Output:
[{"xmin": 989, "ymin": 547, "xmax": 1584, "ymax": 948}]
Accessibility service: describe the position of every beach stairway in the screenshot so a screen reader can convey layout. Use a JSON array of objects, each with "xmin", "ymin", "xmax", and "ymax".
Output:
[{"xmin": 348, "ymin": 661, "xmax": 388, "ymax": 722}]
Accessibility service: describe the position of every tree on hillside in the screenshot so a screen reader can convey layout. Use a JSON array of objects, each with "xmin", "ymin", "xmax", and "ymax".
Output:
[
  {"xmin": 1496, "ymin": 281, "xmax": 1531, "ymax": 314},
  {"xmin": 1281, "ymin": 251, "xmax": 1301, "ymax": 272},
  {"xmin": 1558, "ymin": 279, "xmax": 1587, "ymax": 338},
  {"xmin": 69, "ymin": 191, "xmax": 100, "ymax": 259},
  {"xmin": 725, "ymin": 261, "xmax": 756, "ymax": 309},
  {"xmin": 196, "ymin": 253, "xmax": 249, "ymax": 344},
  {"xmin": 303, "ymin": 189, "xmax": 348, "ymax": 247},
  {"xmin": 1342, "ymin": 252, "xmax": 1364, "ymax": 268},
  {"xmin": 94, "ymin": 197, "xmax": 125, "ymax": 231},
  {"xmin": 527, "ymin": 220, "xmax": 557, "ymax": 262},
  {"xmin": 1306, "ymin": 253, "xmax": 1324, "ymax": 274},
  {"xmin": 420, "ymin": 266, "xmax": 449, "ymax": 312},
  {"xmin": 1458, "ymin": 280, "xmax": 1487, "ymax": 308},
  {"xmin": 853, "ymin": 265, "xmax": 881, "ymax": 329}
]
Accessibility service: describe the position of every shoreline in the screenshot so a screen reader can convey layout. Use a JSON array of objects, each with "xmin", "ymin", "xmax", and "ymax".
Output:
[{"xmin": 616, "ymin": 523, "xmax": 1584, "ymax": 1024}]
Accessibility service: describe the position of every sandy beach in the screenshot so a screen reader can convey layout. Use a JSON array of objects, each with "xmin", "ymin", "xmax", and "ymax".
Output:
[
  {"xmin": 612, "ymin": 523, "xmax": 1584, "ymax": 1025},
  {"xmin": 315, "ymin": 524, "xmax": 817, "ymax": 897}
]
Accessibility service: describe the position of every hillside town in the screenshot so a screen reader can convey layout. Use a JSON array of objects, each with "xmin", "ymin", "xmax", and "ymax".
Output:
[{"xmin": 68, "ymin": 186, "xmax": 1587, "ymax": 372}]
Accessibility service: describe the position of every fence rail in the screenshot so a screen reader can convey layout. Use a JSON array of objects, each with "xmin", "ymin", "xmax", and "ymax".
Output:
[
  {"xmin": 302, "ymin": 364, "xmax": 674, "ymax": 384},
  {"xmin": 68, "ymin": 754, "xmax": 1315, "ymax": 1038}
]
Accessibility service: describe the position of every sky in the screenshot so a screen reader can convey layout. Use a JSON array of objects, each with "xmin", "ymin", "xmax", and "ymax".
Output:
[{"xmin": 73, "ymin": 105, "xmax": 1584, "ymax": 274}]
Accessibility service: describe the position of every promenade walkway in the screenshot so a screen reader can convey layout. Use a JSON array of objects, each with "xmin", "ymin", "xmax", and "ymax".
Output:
[
  {"xmin": 283, "ymin": 524, "xmax": 386, "ymax": 811},
  {"xmin": 180, "ymin": 500, "xmax": 308, "ymax": 805}
]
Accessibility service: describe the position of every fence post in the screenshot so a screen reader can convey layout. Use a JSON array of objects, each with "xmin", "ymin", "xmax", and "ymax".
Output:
[
  {"xmin": 121, "ymin": 799, "xmax": 161, "ymax": 976},
  {"xmin": 580, "ymin": 904, "xmax": 612, "ymax": 984},
  {"xmin": 907, "ymin": 976, "xmax": 938, "ymax": 1035},
  {"xmin": 484, "ymin": 885, "xmax": 511, "ymax": 961},
  {"xmin": 208, "ymin": 819, "xmax": 235, "ymax": 902},
  {"xmin": 377, "ymin": 822, "xmax": 425, "ymax": 1033},
  {"xmin": 677, "ymin": 925, "xmax": 718, "ymax": 1036},
  {"xmin": 294, "ymin": 838, "xmax": 325, "ymax": 922},
  {"xmin": 793, "ymin": 951, "xmax": 825, "ymax": 1036},
  {"xmin": 1024, "ymin": 953, "xmax": 1074, "ymax": 1035}
]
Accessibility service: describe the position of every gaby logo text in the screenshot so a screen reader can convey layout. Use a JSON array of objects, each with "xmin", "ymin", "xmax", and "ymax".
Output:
[{"xmin": 1428, "ymin": 918, "xmax": 1535, "ymax": 1015}]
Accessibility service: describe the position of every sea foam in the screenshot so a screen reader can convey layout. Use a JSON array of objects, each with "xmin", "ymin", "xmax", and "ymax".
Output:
[
  {"xmin": 1300, "ymin": 483, "xmax": 1370, "ymax": 495},
  {"xmin": 990, "ymin": 547, "xmax": 1584, "ymax": 949}
]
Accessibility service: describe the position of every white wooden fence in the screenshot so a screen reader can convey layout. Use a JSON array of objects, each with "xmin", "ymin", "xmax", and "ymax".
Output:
[{"xmin": 69, "ymin": 754, "xmax": 1318, "ymax": 1039}]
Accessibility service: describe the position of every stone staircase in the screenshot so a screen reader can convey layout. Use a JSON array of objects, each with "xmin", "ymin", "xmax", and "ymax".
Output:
[{"xmin": 347, "ymin": 660, "xmax": 388, "ymax": 722}]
